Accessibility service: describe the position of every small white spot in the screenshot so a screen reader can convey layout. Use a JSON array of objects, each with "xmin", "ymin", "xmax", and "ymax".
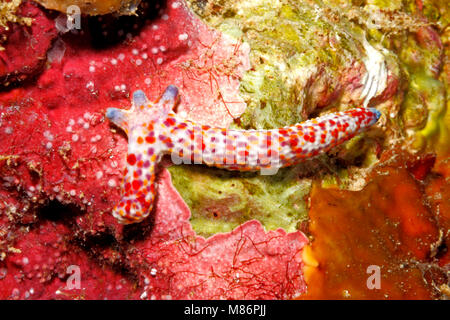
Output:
[
  {"xmin": 150, "ymin": 268, "xmax": 157, "ymax": 276},
  {"xmin": 110, "ymin": 58, "xmax": 118, "ymax": 65},
  {"xmin": 178, "ymin": 111, "xmax": 188, "ymax": 118},
  {"xmin": 44, "ymin": 130, "xmax": 54, "ymax": 140},
  {"xmin": 29, "ymin": 288, "xmax": 34, "ymax": 295},
  {"xmin": 66, "ymin": 126, "xmax": 72, "ymax": 133},
  {"xmin": 152, "ymin": 25, "xmax": 159, "ymax": 30},
  {"xmin": 144, "ymin": 78, "xmax": 151, "ymax": 85},
  {"xmin": 156, "ymin": 58, "xmax": 163, "ymax": 65},
  {"xmin": 172, "ymin": 2, "xmax": 180, "ymax": 9},
  {"xmin": 159, "ymin": 46, "xmax": 166, "ymax": 52},
  {"xmin": 96, "ymin": 171, "xmax": 103, "ymax": 179},
  {"xmin": 132, "ymin": 49, "xmax": 139, "ymax": 56},
  {"xmin": 72, "ymin": 134, "xmax": 79, "ymax": 142},
  {"xmin": 151, "ymin": 47, "xmax": 158, "ymax": 54},
  {"xmin": 89, "ymin": 66, "xmax": 95, "ymax": 73},
  {"xmin": 178, "ymin": 33, "xmax": 188, "ymax": 41},
  {"xmin": 120, "ymin": 84, "xmax": 126, "ymax": 91},
  {"xmin": 114, "ymin": 85, "xmax": 121, "ymax": 92},
  {"xmin": 118, "ymin": 53, "xmax": 125, "ymax": 61},
  {"xmin": 108, "ymin": 179, "xmax": 116, "ymax": 188},
  {"xmin": 162, "ymin": 14, "xmax": 169, "ymax": 21},
  {"xmin": 83, "ymin": 122, "xmax": 90, "ymax": 130},
  {"xmin": 70, "ymin": 189, "xmax": 76, "ymax": 196},
  {"xmin": 53, "ymin": 186, "xmax": 60, "ymax": 193},
  {"xmin": 4, "ymin": 127, "xmax": 12, "ymax": 134},
  {"xmin": 22, "ymin": 257, "xmax": 29, "ymax": 265},
  {"xmin": 86, "ymin": 81, "xmax": 94, "ymax": 89},
  {"xmin": 140, "ymin": 291, "xmax": 148, "ymax": 300},
  {"xmin": 141, "ymin": 53, "xmax": 148, "ymax": 60},
  {"xmin": 68, "ymin": 119, "xmax": 75, "ymax": 126},
  {"xmin": 136, "ymin": 59, "xmax": 142, "ymax": 66},
  {"xmin": 45, "ymin": 142, "xmax": 53, "ymax": 150}
]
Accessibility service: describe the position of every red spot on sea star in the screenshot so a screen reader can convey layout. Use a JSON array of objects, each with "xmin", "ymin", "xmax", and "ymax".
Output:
[{"xmin": 127, "ymin": 154, "xmax": 137, "ymax": 165}]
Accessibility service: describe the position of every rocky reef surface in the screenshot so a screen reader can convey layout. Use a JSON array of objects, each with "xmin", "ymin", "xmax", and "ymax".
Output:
[{"xmin": 0, "ymin": 0, "xmax": 448, "ymax": 299}]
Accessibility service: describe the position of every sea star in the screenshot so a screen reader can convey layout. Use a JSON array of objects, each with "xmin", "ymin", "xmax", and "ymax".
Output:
[{"xmin": 106, "ymin": 85, "xmax": 381, "ymax": 224}]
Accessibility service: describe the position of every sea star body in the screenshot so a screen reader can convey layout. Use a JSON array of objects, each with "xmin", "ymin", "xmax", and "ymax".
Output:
[{"xmin": 106, "ymin": 85, "xmax": 381, "ymax": 224}]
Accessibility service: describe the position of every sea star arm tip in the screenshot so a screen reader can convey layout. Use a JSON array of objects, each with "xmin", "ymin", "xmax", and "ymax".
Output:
[
  {"xmin": 132, "ymin": 90, "xmax": 149, "ymax": 108},
  {"xmin": 106, "ymin": 107, "xmax": 130, "ymax": 132},
  {"xmin": 157, "ymin": 85, "xmax": 180, "ymax": 113}
]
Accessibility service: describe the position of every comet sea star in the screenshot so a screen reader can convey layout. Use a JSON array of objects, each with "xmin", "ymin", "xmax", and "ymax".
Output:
[{"xmin": 106, "ymin": 85, "xmax": 381, "ymax": 224}]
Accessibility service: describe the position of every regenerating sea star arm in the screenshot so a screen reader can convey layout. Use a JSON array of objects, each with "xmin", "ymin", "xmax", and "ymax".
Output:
[{"xmin": 106, "ymin": 85, "xmax": 381, "ymax": 224}]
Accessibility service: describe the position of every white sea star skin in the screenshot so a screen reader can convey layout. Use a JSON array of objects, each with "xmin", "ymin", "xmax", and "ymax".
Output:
[{"xmin": 106, "ymin": 85, "xmax": 381, "ymax": 224}]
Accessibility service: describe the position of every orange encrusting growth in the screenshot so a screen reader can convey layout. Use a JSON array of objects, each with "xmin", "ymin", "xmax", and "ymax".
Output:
[{"xmin": 300, "ymin": 163, "xmax": 441, "ymax": 299}]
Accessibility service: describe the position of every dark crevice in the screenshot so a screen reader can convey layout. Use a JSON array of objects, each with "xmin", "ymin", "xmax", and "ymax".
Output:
[
  {"xmin": 87, "ymin": 0, "xmax": 167, "ymax": 49},
  {"xmin": 79, "ymin": 232, "xmax": 118, "ymax": 249},
  {"xmin": 37, "ymin": 199, "xmax": 84, "ymax": 222},
  {"xmin": 434, "ymin": 240, "xmax": 448, "ymax": 261},
  {"xmin": 72, "ymin": 233, "xmax": 140, "ymax": 284}
]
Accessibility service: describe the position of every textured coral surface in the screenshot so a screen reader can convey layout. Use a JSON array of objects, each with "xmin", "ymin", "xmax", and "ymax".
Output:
[
  {"xmin": 0, "ymin": 0, "xmax": 308, "ymax": 300},
  {"xmin": 0, "ymin": 0, "xmax": 449, "ymax": 299}
]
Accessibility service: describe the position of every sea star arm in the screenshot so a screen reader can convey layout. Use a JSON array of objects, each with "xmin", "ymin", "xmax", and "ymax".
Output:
[
  {"xmin": 107, "ymin": 85, "xmax": 381, "ymax": 224},
  {"xmin": 107, "ymin": 87, "xmax": 182, "ymax": 224},
  {"xmin": 165, "ymin": 107, "xmax": 381, "ymax": 173}
]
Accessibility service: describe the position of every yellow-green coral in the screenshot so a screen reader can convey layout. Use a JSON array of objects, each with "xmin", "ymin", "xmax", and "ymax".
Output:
[
  {"xmin": 0, "ymin": 0, "xmax": 32, "ymax": 51},
  {"xmin": 0, "ymin": 0, "xmax": 32, "ymax": 30}
]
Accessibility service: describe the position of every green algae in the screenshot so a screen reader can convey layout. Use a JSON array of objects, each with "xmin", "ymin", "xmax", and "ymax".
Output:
[
  {"xmin": 347, "ymin": 0, "xmax": 449, "ymax": 155},
  {"xmin": 394, "ymin": 0, "xmax": 448, "ymax": 154},
  {"xmin": 168, "ymin": 165, "xmax": 311, "ymax": 236},
  {"xmin": 401, "ymin": 73, "xmax": 446, "ymax": 150}
]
